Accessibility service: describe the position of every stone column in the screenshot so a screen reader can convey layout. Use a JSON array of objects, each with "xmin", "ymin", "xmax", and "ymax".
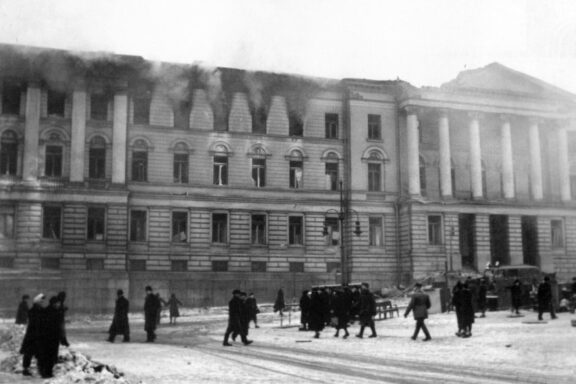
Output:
[
  {"xmin": 500, "ymin": 116, "xmax": 515, "ymax": 199},
  {"xmin": 469, "ymin": 112, "xmax": 483, "ymax": 199},
  {"xmin": 23, "ymin": 82, "xmax": 42, "ymax": 181},
  {"xmin": 557, "ymin": 126, "xmax": 571, "ymax": 201},
  {"xmin": 406, "ymin": 107, "xmax": 420, "ymax": 196},
  {"xmin": 70, "ymin": 88, "xmax": 87, "ymax": 182},
  {"xmin": 112, "ymin": 92, "xmax": 128, "ymax": 184},
  {"xmin": 438, "ymin": 111, "xmax": 452, "ymax": 198},
  {"xmin": 528, "ymin": 118, "xmax": 543, "ymax": 200}
]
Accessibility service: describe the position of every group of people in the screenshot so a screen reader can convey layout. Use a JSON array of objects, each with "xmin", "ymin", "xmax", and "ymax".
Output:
[
  {"xmin": 16, "ymin": 292, "xmax": 70, "ymax": 378},
  {"xmin": 223, "ymin": 290, "xmax": 259, "ymax": 346}
]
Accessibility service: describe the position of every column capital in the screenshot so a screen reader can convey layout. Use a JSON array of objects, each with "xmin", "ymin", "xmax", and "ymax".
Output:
[
  {"xmin": 528, "ymin": 116, "xmax": 543, "ymax": 126},
  {"xmin": 404, "ymin": 105, "xmax": 422, "ymax": 116},
  {"xmin": 467, "ymin": 111, "xmax": 484, "ymax": 120},
  {"xmin": 498, "ymin": 114, "xmax": 513, "ymax": 124}
]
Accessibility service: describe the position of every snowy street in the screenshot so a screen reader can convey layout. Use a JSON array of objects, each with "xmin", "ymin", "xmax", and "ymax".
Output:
[{"xmin": 3, "ymin": 308, "xmax": 575, "ymax": 383}]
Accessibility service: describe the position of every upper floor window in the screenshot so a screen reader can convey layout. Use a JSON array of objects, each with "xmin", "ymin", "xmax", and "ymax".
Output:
[
  {"xmin": 212, "ymin": 213, "xmax": 228, "ymax": 244},
  {"xmin": 289, "ymin": 111, "xmax": 303, "ymax": 137},
  {"xmin": 288, "ymin": 150, "xmax": 304, "ymax": 189},
  {"xmin": 0, "ymin": 130, "xmax": 18, "ymax": 176},
  {"xmin": 173, "ymin": 143, "xmax": 189, "ymax": 184},
  {"xmin": 45, "ymin": 144, "xmax": 63, "ymax": 177},
  {"xmin": 324, "ymin": 152, "xmax": 339, "ymax": 191},
  {"xmin": 0, "ymin": 206, "xmax": 14, "ymax": 239},
  {"xmin": 325, "ymin": 113, "xmax": 339, "ymax": 139},
  {"xmin": 47, "ymin": 89, "xmax": 66, "ymax": 117},
  {"xmin": 427, "ymin": 215, "xmax": 442, "ymax": 245},
  {"xmin": 252, "ymin": 106, "xmax": 267, "ymax": 134},
  {"xmin": 42, "ymin": 206, "xmax": 61, "ymax": 240},
  {"xmin": 324, "ymin": 217, "xmax": 339, "ymax": 246},
  {"xmin": 288, "ymin": 216, "xmax": 304, "ymax": 245},
  {"xmin": 130, "ymin": 210, "xmax": 147, "ymax": 242},
  {"xmin": 133, "ymin": 95, "xmax": 151, "ymax": 125},
  {"xmin": 212, "ymin": 144, "xmax": 229, "ymax": 186},
  {"xmin": 1, "ymin": 80, "xmax": 22, "ymax": 115},
  {"xmin": 131, "ymin": 140, "xmax": 148, "ymax": 182},
  {"xmin": 90, "ymin": 93, "xmax": 109, "ymax": 121},
  {"xmin": 87, "ymin": 207, "xmax": 105, "ymax": 241},
  {"xmin": 89, "ymin": 136, "xmax": 106, "ymax": 179},
  {"xmin": 173, "ymin": 100, "xmax": 191, "ymax": 129},
  {"xmin": 172, "ymin": 211, "xmax": 188, "ymax": 243},
  {"xmin": 252, "ymin": 158, "xmax": 266, "ymax": 188},
  {"xmin": 366, "ymin": 150, "xmax": 384, "ymax": 192},
  {"xmin": 419, "ymin": 156, "xmax": 427, "ymax": 197},
  {"xmin": 551, "ymin": 220, "xmax": 564, "ymax": 249},
  {"xmin": 251, "ymin": 214, "xmax": 267, "ymax": 245},
  {"xmin": 369, "ymin": 217, "xmax": 383, "ymax": 247},
  {"xmin": 368, "ymin": 114, "xmax": 381, "ymax": 140}
]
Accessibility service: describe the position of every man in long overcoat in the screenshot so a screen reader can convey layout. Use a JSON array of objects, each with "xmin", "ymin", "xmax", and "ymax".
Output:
[
  {"xmin": 223, "ymin": 289, "xmax": 252, "ymax": 346},
  {"xmin": 509, "ymin": 279, "xmax": 523, "ymax": 315},
  {"xmin": 108, "ymin": 289, "xmax": 130, "ymax": 342},
  {"xmin": 404, "ymin": 283, "xmax": 431, "ymax": 341},
  {"xmin": 245, "ymin": 292, "xmax": 260, "ymax": 328},
  {"xmin": 356, "ymin": 283, "xmax": 377, "ymax": 338},
  {"xmin": 537, "ymin": 276, "xmax": 557, "ymax": 320},
  {"xmin": 15, "ymin": 295, "xmax": 29, "ymax": 325},
  {"xmin": 144, "ymin": 286, "xmax": 161, "ymax": 342},
  {"xmin": 40, "ymin": 296, "xmax": 64, "ymax": 379},
  {"xmin": 331, "ymin": 289, "xmax": 351, "ymax": 338},
  {"xmin": 299, "ymin": 290, "xmax": 311, "ymax": 331},
  {"xmin": 460, "ymin": 283, "xmax": 475, "ymax": 337},
  {"xmin": 20, "ymin": 293, "xmax": 46, "ymax": 376}
]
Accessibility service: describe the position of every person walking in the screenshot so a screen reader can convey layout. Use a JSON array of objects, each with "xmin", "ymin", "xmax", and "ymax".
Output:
[
  {"xmin": 273, "ymin": 288, "xmax": 285, "ymax": 317},
  {"xmin": 477, "ymin": 278, "xmax": 488, "ymax": 318},
  {"xmin": 356, "ymin": 283, "xmax": 377, "ymax": 338},
  {"xmin": 19, "ymin": 293, "xmax": 46, "ymax": 377},
  {"xmin": 299, "ymin": 290, "xmax": 311, "ymax": 331},
  {"xmin": 223, "ymin": 289, "xmax": 252, "ymax": 346},
  {"xmin": 451, "ymin": 281, "xmax": 464, "ymax": 336},
  {"xmin": 245, "ymin": 292, "xmax": 260, "ymax": 328},
  {"xmin": 108, "ymin": 289, "xmax": 130, "ymax": 342},
  {"xmin": 332, "ymin": 289, "xmax": 351, "ymax": 338},
  {"xmin": 167, "ymin": 293, "xmax": 183, "ymax": 325},
  {"xmin": 15, "ymin": 294, "xmax": 30, "ymax": 325},
  {"xmin": 40, "ymin": 296, "xmax": 64, "ymax": 379},
  {"xmin": 232, "ymin": 292, "xmax": 250, "ymax": 341},
  {"xmin": 404, "ymin": 283, "xmax": 431, "ymax": 341},
  {"xmin": 537, "ymin": 276, "xmax": 557, "ymax": 321},
  {"xmin": 308, "ymin": 290, "xmax": 325, "ymax": 339},
  {"xmin": 144, "ymin": 286, "xmax": 161, "ymax": 342},
  {"xmin": 509, "ymin": 279, "xmax": 523, "ymax": 315},
  {"xmin": 460, "ymin": 283, "xmax": 475, "ymax": 337},
  {"xmin": 56, "ymin": 291, "xmax": 70, "ymax": 347}
]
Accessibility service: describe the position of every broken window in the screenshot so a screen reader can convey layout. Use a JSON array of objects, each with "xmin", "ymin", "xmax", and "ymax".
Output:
[
  {"xmin": 172, "ymin": 211, "xmax": 188, "ymax": 243},
  {"xmin": 325, "ymin": 113, "xmax": 338, "ymax": 139},
  {"xmin": 1, "ymin": 80, "xmax": 22, "ymax": 115},
  {"xmin": 42, "ymin": 206, "xmax": 61, "ymax": 240},
  {"xmin": 87, "ymin": 207, "xmax": 105, "ymax": 241},
  {"xmin": 47, "ymin": 89, "xmax": 66, "ymax": 117},
  {"xmin": 0, "ymin": 130, "xmax": 18, "ymax": 176},
  {"xmin": 90, "ymin": 93, "xmax": 109, "ymax": 121}
]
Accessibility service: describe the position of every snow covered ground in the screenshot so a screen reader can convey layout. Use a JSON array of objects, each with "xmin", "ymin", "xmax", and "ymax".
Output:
[{"xmin": 1, "ymin": 307, "xmax": 575, "ymax": 383}]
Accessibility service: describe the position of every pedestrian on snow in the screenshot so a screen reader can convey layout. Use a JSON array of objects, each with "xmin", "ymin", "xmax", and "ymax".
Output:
[
  {"xmin": 155, "ymin": 293, "xmax": 167, "ymax": 325},
  {"xmin": 537, "ymin": 276, "xmax": 557, "ymax": 320},
  {"xmin": 20, "ymin": 293, "xmax": 47, "ymax": 377},
  {"xmin": 15, "ymin": 294, "xmax": 30, "ymax": 325},
  {"xmin": 308, "ymin": 290, "xmax": 325, "ymax": 338},
  {"xmin": 41, "ymin": 296, "xmax": 64, "ymax": 379},
  {"xmin": 331, "ymin": 289, "xmax": 351, "ymax": 338},
  {"xmin": 299, "ymin": 290, "xmax": 311, "ymax": 331},
  {"xmin": 451, "ymin": 281, "xmax": 464, "ymax": 336},
  {"xmin": 459, "ymin": 283, "xmax": 475, "ymax": 337},
  {"xmin": 108, "ymin": 289, "xmax": 130, "ymax": 342},
  {"xmin": 167, "ymin": 293, "xmax": 183, "ymax": 325},
  {"xmin": 223, "ymin": 289, "xmax": 252, "ymax": 346},
  {"xmin": 273, "ymin": 288, "xmax": 285, "ymax": 316},
  {"xmin": 320, "ymin": 288, "xmax": 332, "ymax": 326},
  {"xmin": 56, "ymin": 291, "xmax": 70, "ymax": 347},
  {"xmin": 356, "ymin": 283, "xmax": 377, "ymax": 338},
  {"xmin": 571, "ymin": 276, "xmax": 576, "ymax": 296},
  {"xmin": 477, "ymin": 278, "xmax": 488, "ymax": 318},
  {"xmin": 245, "ymin": 292, "xmax": 260, "ymax": 328},
  {"xmin": 350, "ymin": 286, "xmax": 361, "ymax": 320},
  {"xmin": 144, "ymin": 286, "xmax": 161, "ymax": 342},
  {"xmin": 232, "ymin": 291, "xmax": 251, "ymax": 341},
  {"xmin": 404, "ymin": 283, "xmax": 432, "ymax": 341},
  {"xmin": 509, "ymin": 279, "xmax": 523, "ymax": 315}
]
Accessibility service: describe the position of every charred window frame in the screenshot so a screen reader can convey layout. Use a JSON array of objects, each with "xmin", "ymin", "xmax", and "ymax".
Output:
[
  {"xmin": 252, "ymin": 106, "xmax": 267, "ymax": 134},
  {"xmin": 90, "ymin": 93, "xmax": 109, "ymax": 121},
  {"xmin": 172, "ymin": 211, "xmax": 188, "ymax": 243},
  {"xmin": 289, "ymin": 111, "xmax": 303, "ymax": 137},
  {"xmin": 47, "ymin": 89, "xmax": 66, "ymax": 117},
  {"xmin": 129, "ymin": 210, "xmax": 147, "ymax": 242},
  {"xmin": 87, "ymin": 207, "xmax": 106, "ymax": 241},
  {"xmin": 1, "ymin": 80, "xmax": 22, "ymax": 115},
  {"xmin": 325, "ymin": 113, "xmax": 339, "ymax": 139},
  {"xmin": 133, "ymin": 95, "xmax": 151, "ymax": 125},
  {"xmin": 368, "ymin": 114, "xmax": 381, "ymax": 140},
  {"xmin": 42, "ymin": 206, "xmax": 61, "ymax": 240},
  {"xmin": 88, "ymin": 136, "xmax": 106, "ymax": 179},
  {"xmin": 173, "ymin": 100, "xmax": 191, "ymax": 129},
  {"xmin": 0, "ymin": 130, "xmax": 18, "ymax": 176}
]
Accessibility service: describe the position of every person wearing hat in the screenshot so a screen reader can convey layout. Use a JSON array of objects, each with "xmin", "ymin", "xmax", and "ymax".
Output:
[
  {"xmin": 108, "ymin": 289, "xmax": 130, "ymax": 343},
  {"xmin": 356, "ymin": 283, "xmax": 377, "ymax": 338},
  {"xmin": 56, "ymin": 291, "xmax": 70, "ymax": 347},
  {"xmin": 245, "ymin": 292, "xmax": 260, "ymax": 329},
  {"xmin": 404, "ymin": 283, "xmax": 432, "ymax": 341},
  {"xmin": 223, "ymin": 289, "xmax": 252, "ymax": 346},
  {"xmin": 41, "ymin": 296, "xmax": 65, "ymax": 379},
  {"xmin": 537, "ymin": 276, "xmax": 557, "ymax": 321},
  {"xmin": 20, "ymin": 293, "xmax": 47, "ymax": 376},
  {"xmin": 144, "ymin": 286, "xmax": 161, "ymax": 342},
  {"xmin": 15, "ymin": 294, "xmax": 30, "ymax": 325}
]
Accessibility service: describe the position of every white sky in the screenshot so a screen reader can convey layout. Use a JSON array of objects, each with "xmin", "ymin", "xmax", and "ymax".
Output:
[{"xmin": 0, "ymin": 0, "xmax": 575, "ymax": 93}]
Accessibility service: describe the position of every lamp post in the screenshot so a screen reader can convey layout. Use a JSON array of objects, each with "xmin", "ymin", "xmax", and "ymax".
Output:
[{"xmin": 323, "ymin": 180, "xmax": 362, "ymax": 285}]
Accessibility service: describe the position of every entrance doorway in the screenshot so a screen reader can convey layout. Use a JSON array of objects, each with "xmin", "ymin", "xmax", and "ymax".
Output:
[
  {"xmin": 490, "ymin": 215, "xmax": 510, "ymax": 265},
  {"xmin": 459, "ymin": 214, "xmax": 475, "ymax": 270},
  {"xmin": 521, "ymin": 216, "xmax": 539, "ymax": 266}
]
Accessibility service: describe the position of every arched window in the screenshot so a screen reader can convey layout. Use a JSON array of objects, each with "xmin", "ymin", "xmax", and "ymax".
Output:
[
  {"xmin": 289, "ymin": 150, "xmax": 304, "ymax": 189},
  {"xmin": 89, "ymin": 136, "xmax": 106, "ymax": 179},
  {"xmin": 213, "ymin": 144, "xmax": 229, "ymax": 186},
  {"xmin": 131, "ymin": 139, "xmax": 148, "ymax": 182},
  {"xmin": 367, "ymin": 151, "xmax": 383, "ymax": 192},
  {"xmin": 0, "ymin": 130, "xmax": 18, "ymax": 175},
  {"xmin": 45, "ymin": 133, "xmax": 63, "ymax": 177}
]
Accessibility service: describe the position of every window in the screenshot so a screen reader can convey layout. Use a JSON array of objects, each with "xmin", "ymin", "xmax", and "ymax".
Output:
[
  {"xmin": 326, "ymin": 262, "xmax": 340, "ymax": 273},
  {"xmin": 129, "ymin": 260, "xmax": 146, "ymax": 271},
  {"xmin": 369, "ymin": 217, "xmax": 383, "ymax": 247},
  {"xmin": 213, "ymin": 156, "xmax": 228, "ymax": 185},
  {"xmin": 41, "ymin": 258, "xmax": 60, "ymax": 270},
  {"xmin": 252, "ymin": 106, "xmax": 267, "ymax": 134},
  {"xmin": 325, "ymin": 162, "xmax": 338, "ymax": 191},
  {"xmin": 42, "ymin": 206, "xmax": 61, "ymax": 240},
  {"xmin": 90, "ymin": 93, "xmax": 109, "ymax": 120},
  {"xmin": 173, "ymin": 100, "xmax": 191, "ymax": 129},
  {"xmin": 87, "ymin": 207, "xmax": 105, "ymax": 241},
  {"xmin": 172, "ymin": 211, "xmax": 188, "ymax": 242},
  {"xmin": 133, "ymin": 96, "xmax": 151, "ymax": 125},
  {"xmin": 89, "ymin": 136, "xmax": 106, "ymax": 179},
  {"xmin": 325, "ymin": 113, "xmax": 339, "ymax": 139},
  {"xmin": 174, "ymin": 153, "xmax": 189, "ymax": 183},
  {"xmin": 482, "ymin": 163, "xmax": 487, "ymax": 198},
  {"xmin": 0, "ymin": 257, "xmax": 14, "ymax": 268},
  {"xmin": 252, "ymin": 158, "xmax": 266, "ymax": 187},
  {"xmin": 251, "ymin": 214, "xmax": 266, "ymax": 245},
  {"xmin": 288, "ymin": 216, "xmax": 303, "ymax": 245},
  {"xmin": 368, "ymin": 114, "xmax": 381, "ymax": 140},
  {"xmin": 86, "ymin": 258, "xmax": 104, "ymax": 270},
  {"xmin": 131, "ymin": 140, "xmax": 148, "ymax": 182},
  {"xmin": 551, "ymin": 220, "xmax": 564, "ymax": 249},
  {"xmin": 47, "ymin": 89, "xmax": 66, "ymax": 117},
  {"xmin": 0, "ymin": 130, "xmax": 18, "ymax": 176},
  {"xmin": 1, "ymin": 80, "xmax": 22, "ymax": 115},
  {"xmin": 324, "ymin": 217, "xmax": 339, "ymax": 246},
  {"xmin": 289, "ymin": 111, "xmax": 303, "ymax": 137},
  {"xmin": 289, "ymin": 262, "xmax": 304, "ymax": 272},
  {"xmin": 290, "ymin": 161, "xmax": 303, "ymax": 189},
  {"xmin": 212, "ymin": 213, "xmax": 228, "ymax": 244},
  {"xmin": 45, "ymin": 145, "xmax": 63, "ymax": 177},
  {"xmin": 427, "ymin": 215, "xmax": 442, "ymax": 245},
  {"xmin": 251, "ymin": 261, "xmax": 267, "ymax": 272},
  {"xmin": 0, "ymin": 206, "xmax": 14, "ymax": 239},
  {"xmin": 130, "ymin": 210, "xmax": 147, "ymax": 242},
  {"xmin": 171, "ymin": 260, "xmax": 188, "ymax": 272},
  {"xmin": 451, "ymin": 166, "xmax": 456, "ymax": 196},
  {"xmin": 368, "ymin": 163, "xmax": 381, "ymax": 192},
  {"xmin": 212, "ymin": 260, "xmax": 228, "ymax": 271},
  {"xmin": 419, "ymin": 157, "xmax": 426, "ymax": 196}
]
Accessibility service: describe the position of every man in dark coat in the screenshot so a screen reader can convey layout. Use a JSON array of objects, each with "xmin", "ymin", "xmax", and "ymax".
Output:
[
  {"xmin": 223, "ymin": 289, "xmax": 252, "ymax": 346},
  {"xmin": 144, "ymin": 286, "xmax": 161, "ymax": 342},
  {"xmin": 56, "ymin": 291, "xmax": 70, "ymax": 347},
  {"xmin": 460, "ymin": 283, "xmax": 475, "ymax": 337},
  {"xmin": 537, "ymin": 276, "xmax": 557, "ymax": 320},
  {"xmin": 232, "ymin": 292, "xmax": 250, "ymax": 341},
  {"xmin": 331, "ymin": 289, "xmax": 351, "ymax": 338},
  {"xmin": 299, "ymin": 290, "xmax": 311, "ymax": 331},
  {"xmin": 477, "ymin": 278, "xmax": 488, "ymax": 318},
  {"xmin": 509, "ymin": 279, "xmax": 523, "ymax": 315},
  {"xmin": 308, "ymin": 290, "xmax": 325, "ymax": 338},
  {"xmin": 15, "ymin": 294, "xmax": 30, "ymax": 325},
  {"xmin": 451, "ymin": 281, "xmax": 464, "ymax": 336},
  {"xmin": 40, "ymin": 296, "xmax": 64, "ymax": 379},
  {"xmin": 20, "ymin": 293, "xmax": 47, "ymax": 376},
  {"xmin": 245, "ymin": 292, "xmax": 260, "ymax": 328},
  {"xmin": 273, "ymin": 288, "xmax": 285, "ymax": 316},
  {"xmin": 404, "ymin": 283, "xmax": 431, "ymax": 341},
  {"xmin": 108, "ymin": 289, "xmax": 130, "ymax": 342},
  {"xmin": 356, "ymin": 283, "xmax": 377, "ymax": 338}
]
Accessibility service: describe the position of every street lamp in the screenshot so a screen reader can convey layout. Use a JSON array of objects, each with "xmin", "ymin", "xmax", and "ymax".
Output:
[{"xmin": 322, "ymin": 180, "xmax": 362, "ymax": 285}]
